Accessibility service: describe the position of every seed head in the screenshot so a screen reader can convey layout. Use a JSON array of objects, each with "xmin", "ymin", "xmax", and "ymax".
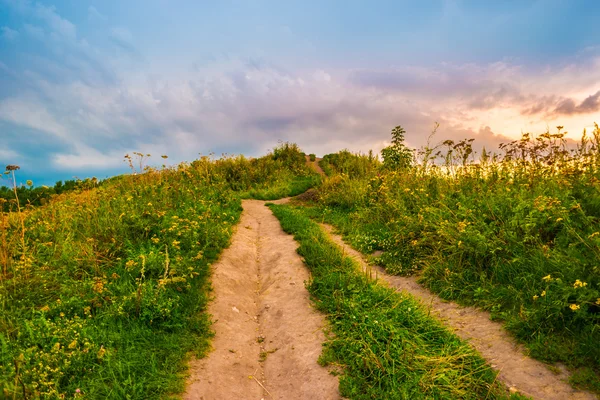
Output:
[{"xmin": 5, "ymin": 165, "xmax": 20, "ymax": 171}]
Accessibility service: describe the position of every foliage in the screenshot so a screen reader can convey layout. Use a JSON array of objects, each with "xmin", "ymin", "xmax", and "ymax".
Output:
[
  {"xmin": 309, "ymin": 153, "xmax": 316, "ymax": 162},
  {"xmin": 0, "ymin": 179, "xmax": 96, "ymax": 212},
  {"xmin": 381, "ymin": 125, "xmax": 413, "ymax": 170},
  {"xmin": 269, "ymin": 204, "xmax": 516, "ymax": 399},
  {"xmin": 313, "ymin": 123, "xmax": 600, "ymax": 393},
  {"xmin": 0, "ymin": 143, "xmax": 316, "ymax": 399}
]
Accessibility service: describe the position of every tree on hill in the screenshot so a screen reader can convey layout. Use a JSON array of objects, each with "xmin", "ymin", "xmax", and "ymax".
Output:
[{"xmin": 381, "ymin": 125, "xmax": 413, "ymax": 169}]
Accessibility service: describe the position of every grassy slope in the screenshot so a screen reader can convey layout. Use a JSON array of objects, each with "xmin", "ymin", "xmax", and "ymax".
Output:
[
  {"xmin": 0, "ymin": 145, "xmax": 318, "ymax": 399},
  {"xmin": 269, "ymin": 203, "xmax": 524, "ymax": 400},
  {"xmin": 312, "ymin": 131, "xmax": 600, "ymax": 393}
]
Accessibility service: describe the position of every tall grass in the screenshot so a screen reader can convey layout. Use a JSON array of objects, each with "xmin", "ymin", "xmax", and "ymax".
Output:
[
  {"xmin": 0, "ymin": 143, "xmax": 315, "ymax": 399},
  {"xmin": 311, "ymin": 124, "xmax": 600, "ymax": 393}
]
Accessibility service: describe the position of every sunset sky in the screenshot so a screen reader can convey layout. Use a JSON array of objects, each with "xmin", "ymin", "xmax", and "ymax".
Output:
[{"xmin": 1, "ymin": 0, "xmax": 600, "ymax": 185}]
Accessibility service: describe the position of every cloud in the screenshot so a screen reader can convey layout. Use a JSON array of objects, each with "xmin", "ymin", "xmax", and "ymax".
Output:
[
  {"xmin": 109, "ymin": 27, "xmax": 135, "ymax": 50},
  {"xmin": 52, "ymin": 144, "xmax": 125, "ymax": 170},
  {"xmin": 31, "ymin": 3, "xmax": 77, "ymax": 41},
  {"xmin": 554, "ymin": 91, "xmax": 600, "ymax": 115},
  {"xmin": 87, "ymin": 6, "xmax": 106, "ymax": 22},
  {"xmin": 521, "ymin": 90, "xmax": 600, "ymax": 117},
  {"xmin": 1, "ymin": 0, "xmax": 599, "ymax": 183},
  {"xmin": 1, "ymin": 26, "xmax": 19, "ymax": 40},
  {"xmin": 22, "ymin": 23, "xmax": 45, "ymax": 40},
  {"xmin": 0, "ymin": 98, "xmax": 69, "ymax": 140}
]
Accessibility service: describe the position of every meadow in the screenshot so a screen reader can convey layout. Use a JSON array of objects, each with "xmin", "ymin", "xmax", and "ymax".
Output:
[
  {"xmin": 307, "ymin": 124, "xmax": 600, "ymax": 393},
  {"xmin": 0, "ymin": 144, "xmax": 314, "ymax": 399},
  {"xmin": 2, "ymin": 122, "xmax": 600, "ymax": 398}
]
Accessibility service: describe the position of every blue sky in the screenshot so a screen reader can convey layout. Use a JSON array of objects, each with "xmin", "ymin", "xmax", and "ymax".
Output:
[{"xmin": 1, "ymin": 0, "xmax": 600, "ymax": 186}]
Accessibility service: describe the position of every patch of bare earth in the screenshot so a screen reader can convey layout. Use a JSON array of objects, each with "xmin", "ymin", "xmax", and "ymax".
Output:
[
  {"xmin": 321, "ymin": 223, "xmax": 597, "ymax": 400},
  {"xmin": 184, "ymin": 200, "xmax": 339, "ymax": 400},
  {"xmin": 305, "ymin": 155, "xmax": 325, "ymax": 176}
]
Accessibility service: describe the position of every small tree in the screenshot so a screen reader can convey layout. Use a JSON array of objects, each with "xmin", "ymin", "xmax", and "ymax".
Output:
[{"xmin": 381, "ymin": 125, "xmax": 413, "ymax": 169}]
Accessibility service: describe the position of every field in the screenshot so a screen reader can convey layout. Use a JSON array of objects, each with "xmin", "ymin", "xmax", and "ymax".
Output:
[
  {"xmin": 0, "ymin": 144, "xmax": 315, "ymax": 398},
  {"xmin": 1, "ymin": 125, "xmax": 599, "ymax": 399},
  {"xmin": 311, "ymin": 124, "xmax": 600, "ymax": 393}
]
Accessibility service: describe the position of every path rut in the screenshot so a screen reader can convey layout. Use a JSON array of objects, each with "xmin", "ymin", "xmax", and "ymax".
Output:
[
  {"xmin": 321, "ymin": 223, "xmax": 597, "ymax": 400},
  {"xmin": 184, "ymin": 200, "xmax": 339, "ymax": 400}
]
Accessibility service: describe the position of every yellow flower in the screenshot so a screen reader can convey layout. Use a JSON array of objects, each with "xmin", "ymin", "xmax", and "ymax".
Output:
[
  {"xmin": 556, "ymin": 217, "xmax": 563, "ymax": 222},
  {"xmin": 542, "ymin": 275, "xmax": 552, "ymax": 282},
  {"xmin": 533, "ymin": 295, "xmax": 539, "ymax": 301},
  {"xmin": 68, "ymin": 340, "xmax": 78, "ymax": 349},
  {"xmin": 573, "ymin": 279, "xmax": 588, "ymax": 289},
  {"xmin": 151, "ymin": 237, "xmax": 160, "ymax": 244},
  {"xmin": 541, "ymin": 290, "xmax": 546, "ymax": 297},
  {"xmin": 569, "ymin": 304, "xmax": 580, "ymax": 311},
  {"xmin": 596, "ymin": 298, "xmax": 600, "ymax": 305}
]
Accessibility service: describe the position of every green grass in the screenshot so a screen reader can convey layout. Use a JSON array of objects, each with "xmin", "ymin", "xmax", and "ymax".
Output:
[
  {"xmin": 311, "ymin": 125, "xmax": 600, "ymax": 394},
  {"xmin": 242, "ymin": 174, "xmax": 321, "ymax": 200},
  {"xmin": 0, "ymin": 143, "xmax": 315, "ymax": 399},
  {"xmin": 269, "ymin": 203, "xmax": 520, "ymax": 399}
]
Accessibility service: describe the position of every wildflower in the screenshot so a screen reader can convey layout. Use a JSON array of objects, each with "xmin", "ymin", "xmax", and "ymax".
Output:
[
  {"xmin": 542, "ymin": 275, "xmax": 552, "ymax": 282},
  {"xmin": 151, "ymin": 237, "xmax": 160, "ymax": 244},
  {"xmin": 596, "ymin": 298, "xmax": 600, "ymax": 305},
  {"xmin": 533, "ymin": 295, "xmax": 539, "ymax": 301},
  {"xmin": 588, "ymin": 232, "xmax": 599, "ymax": 239},
  {"xmin": 556, "ymin": 217, "xmax": 563, "ymax": 223},
  {"xmin": 573, "ymin": 279, "xmax": 588, "ymax": 288},
  {"xmin": 541, "ymin": 290, "xmax": 546, "ymax": 297},
  {"xmin": 147, "ymin": 202, "xmax": 153, "ymax": 206},
  {"xmin": 569, "ymin": 304, "xmax": 580, "ymax": 311}
]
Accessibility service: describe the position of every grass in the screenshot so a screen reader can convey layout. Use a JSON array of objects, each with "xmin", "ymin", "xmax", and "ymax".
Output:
[
  {"xmin": 310, "ymin": 124, "xmax": 600, "ymax": 394},
  {"xmin": 0, "ymin": 143, "xmax": 318, "ymax": 399},
  {"xmin": 269, "ymin": 203, "xmax": 523, "ymax": 399}
]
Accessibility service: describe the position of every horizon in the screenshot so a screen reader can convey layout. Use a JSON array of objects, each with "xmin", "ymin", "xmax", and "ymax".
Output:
[{"xmin": 1, "ymin": 0, "xmax": 600, "ymax": 186}]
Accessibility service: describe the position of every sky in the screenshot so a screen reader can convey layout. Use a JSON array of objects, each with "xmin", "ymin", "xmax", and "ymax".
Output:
[{"xmin": 1, "ymin": 0, "xmax": 600, "ymax": 186}]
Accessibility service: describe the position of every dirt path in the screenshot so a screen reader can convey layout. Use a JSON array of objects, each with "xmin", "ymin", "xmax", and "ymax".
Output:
[
  {"xmin": 184, "ymin": 200, "xmax": 339, "ymax": 400},
  {"xmin": 321, "ymin": 224, "xmax": 597, "ymax": 400},
  {"xmin": 305, "ymin": 155, "xmax": 325, "ymax": 176}
]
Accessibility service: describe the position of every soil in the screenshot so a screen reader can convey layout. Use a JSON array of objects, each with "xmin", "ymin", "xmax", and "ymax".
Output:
[
  {"xmin": 184, "ymin": 199, "xmax": 340, "ymax": 400},
  {"xmin": 321, "ymin": 223, "xmax": 598, "ymax": 400},
  {"xmin": 305, "ymin": 155, "xmax": 325, "ymax": 176}
]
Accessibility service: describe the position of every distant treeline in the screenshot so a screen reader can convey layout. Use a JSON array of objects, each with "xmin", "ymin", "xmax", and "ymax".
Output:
[{"xmin": 0, "ymin": 178, "xmax": 101, "ymax": 211}]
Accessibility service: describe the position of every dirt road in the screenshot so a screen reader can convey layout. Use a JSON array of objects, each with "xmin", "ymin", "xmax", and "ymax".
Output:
[{"xmin": 184, "ymin": 200, "xmax": 339, "ymax": 400}]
